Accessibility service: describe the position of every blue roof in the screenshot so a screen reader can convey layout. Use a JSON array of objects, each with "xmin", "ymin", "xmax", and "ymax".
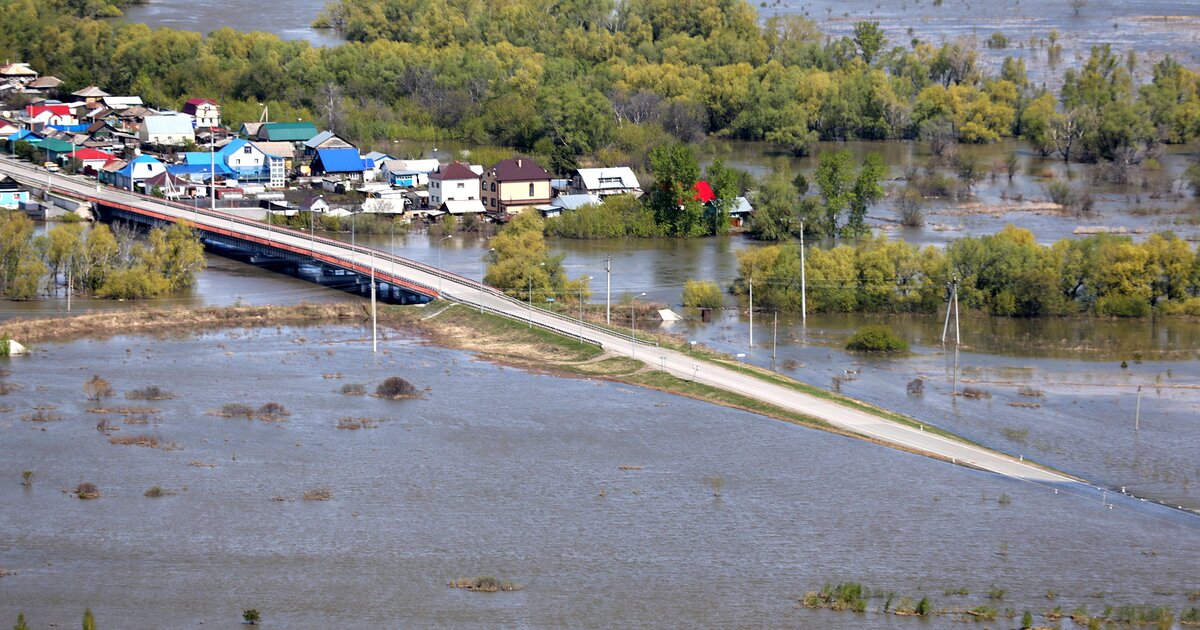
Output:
[
  {"xmin": 48, "ymin": 124, "xmax": 89, "ymax": 133},
  {"xmin": 7, "ymin": 130, "xmax": 42, "ymax": 143},
  {"xmin": 314, "ymin": 149, "xmax": 373, "ymax": 173},
  {"xmin": 168, "ymin": 163, "xmax": 233, "ymax": 178},
  {"xmin": 116, "ymin": 154, "xmax": 163, "ymax": 178},
  {"xmin": 182, "ymin": 139, "xmax": 278, "ymax": 167}
]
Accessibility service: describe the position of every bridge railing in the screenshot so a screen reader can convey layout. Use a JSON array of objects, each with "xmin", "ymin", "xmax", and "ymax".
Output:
[{"xmin": 26, "ymin": 164, "xmax": 657, "ymax": 347}]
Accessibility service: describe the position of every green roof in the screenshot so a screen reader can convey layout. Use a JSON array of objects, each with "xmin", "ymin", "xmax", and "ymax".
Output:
[
  {"xmin": 259, "ymin": 121, "xmax": 318, "ymax": 142},
  {"xmin": 33, "ymin": 138, "xmax": 74, "ymax": 153}
]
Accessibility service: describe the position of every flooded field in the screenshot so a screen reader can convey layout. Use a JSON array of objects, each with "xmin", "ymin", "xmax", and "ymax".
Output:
[
  {"xmin": 2, "ymin": 326, "xmax": 1199, "ymax": 628},
  {"xmin": 686, "ymin": 309, "xmax": 1200, "ymax": 511}
]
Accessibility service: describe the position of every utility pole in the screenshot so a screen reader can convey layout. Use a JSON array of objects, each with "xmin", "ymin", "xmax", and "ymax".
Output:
[
  {"xmin": 66, "ymin": 256, "xmax": 72, "ymax": 312},
  {"xmin": 1132, "ymin": 384, "xmax": 1142, "ymax": 432},
  {"xmin": 604, "ymin": 254, "xmax": 612, "ymax": 325},
  {"xmin": 772, "ymin": 311, "xmax": 777, "ymax": 360},
  {"xmin": 941, "ymin": 275, "xmax": 960, "ymax": 347},
  {"xmin": 800, "ymin": 221, "xmax": 806, "ymax": 324},
  {"xmin": 748, "ymin": 277, "xmax": 754, "ymax": 350}
]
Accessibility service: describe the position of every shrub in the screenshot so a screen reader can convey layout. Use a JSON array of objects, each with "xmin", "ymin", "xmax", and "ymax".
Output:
[
  {"xmin": 845, "ymin": 325, "xmax": 908, "ymax": 353},
  {"xmin": 303, "ymin": 487, "xmax": 332, "ymax": 501},
  {"xmin": 962, "ymin": 386, "xmax": 992, "ymax": 399},
  {"xmin": 218, "ymin": 403, "xmax": 256, "ymax": 418},
  {"xmin": 968, "ymin": 605, "xmax": 998, "ymax": 620},
  {"xmin": 242, "ymin": 608, "xmax": 260, "ymax": 625},
  {"xmin": 339, "ymin": 383, "xmax": 366, "ymax": 396},
  {"xmin": 75, "ymin": 482, "xmax": 100, "ymax": 500},
  {"xmin": 256, "ymin": 402, "xmax": 290, "ymax": 420},
  {"xmin": 375, "ymin": 377, "xmax": 419, "ymax": 399},
  {"xmin": 896, "ymin": 187, "xmax": 924, "ymax": 227},
  {"xmin": 144, "ymin": 485, "xmax": 174, "ymax": 498},
  {"xmin": 682, "ymin": 280, "xmax": 724, "ymax": 309},
  {"xmin": 449, "ymin": 576, "xmax": 522, "ymax": 592},
  {"xmin": 1021, "ymin": 609, "xmax": 1034, "ymax": 628},
  {"xmin": 83, "ymin": 375, "xmax": 113, "ymax": 403},
  {"xmin": 21, "ymin": 470, "xmax": 32, "ymax": 486},
  {"xmin": 801, "ymin": 582, "xmax": 870, "ymax": 612},
  {"xmin": 125, "ymin": 385, "xmax": 177, "ymax": 400},
  {"xmin": 915, "ymin": 596, "xmax": 932, "ymax": 616},
  {"xmin": 1096, "ymin": 293, "xmax": 1150, "ymax": 317}
]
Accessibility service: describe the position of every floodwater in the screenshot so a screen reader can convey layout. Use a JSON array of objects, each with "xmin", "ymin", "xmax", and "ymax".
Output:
[
  {"xmin": 119, "ymin": 0, "xmax": 342, "ymax": 46},
  {"xmin": 686, "ymin": 309, "xmax": 1200, "ymax": 511},
  {"xmin": 1, "ymin": 326, "xmax": 1199, "ymax": 628}
]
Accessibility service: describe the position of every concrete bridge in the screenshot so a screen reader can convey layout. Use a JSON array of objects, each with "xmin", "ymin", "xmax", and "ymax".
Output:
[{"xmin": 0, "ymin": 156, "xmax": 1087, "ymax": 486}]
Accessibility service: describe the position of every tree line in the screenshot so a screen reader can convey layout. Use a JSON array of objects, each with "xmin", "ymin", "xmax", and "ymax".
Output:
[
  {"xmin": 0, "ymin": 212, "xmax": 206, "ymax": 300},
  {"xmin": 732, "ymin": 226, "xmax": 1200, "ymax": 318},
  {"xmin": 2, "ymin": 0, "xmax": 1197, "ymax": 172}
]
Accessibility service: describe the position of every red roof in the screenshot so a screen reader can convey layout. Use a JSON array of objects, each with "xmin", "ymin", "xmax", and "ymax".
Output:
[
  {"xmin": 431, "ymin": 161, "xmax": 478, "ymax": 181},
  {"xmin": 26, "ymin": 104, "xmax": 71, "ymax": 117},
  {"xmin": 694, "ymin": 180, "xmax": 715, "ymax": 203},
  {"xmin": 186, "ymin": 98, "xmax": 217, "ymax": 106},
  {"xmin": 486, "ymin": 156, "xmax": 550, "ymax": 182},
  {"xmin": 68, "ymin": 148, "xmax": 113, "ymax": 161}
]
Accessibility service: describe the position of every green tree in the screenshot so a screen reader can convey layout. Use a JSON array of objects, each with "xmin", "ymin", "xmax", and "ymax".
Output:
[
  {"xmin": 82, "ymin": 608, "xmax": 96, "ymax": 630},
  {"xmin": 647, "ymin": 143, "xmax": 705, "ymax": 237},
  {"xmin": 42, "ymin": 223, "xmax": 84, "ymax": 296},
  {"xmin": 14, "ymin": 613, "xmax": 29, "ymax": 630},
  {"xmin": 140, "ymin": 223, "xmax": 207, "ymax": 291},
  {"xmin": 704, "ymin": 159, "xmax": 742, "ymax": 235},
  {"xmin": 846, "ymin": 153, "xmax": 886, "ymax": 236},
  {"xmin": 681, "ymin": 279, "xmax": 723, "ymax": 308},
  {"xmin": 748, "ymin": 168, "xmax": 800, "ymax": 241},
  {"xmin": 814, "ymin": 150, "xmax": 855, "ymax": 235},
  {"xmin": 852, "ymin": 21, "xmax": 887, "ymax": 64}
]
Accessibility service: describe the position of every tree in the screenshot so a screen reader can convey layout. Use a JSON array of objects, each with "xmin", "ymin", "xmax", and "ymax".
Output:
[
  {"xmin": 896, "ymin": 187, "xmax": 924, "ymax": 227},
  {"xmin": 42, "ymin": 223, "xmax": 83, "ymax": 297},
  {"xmin": 748, "ymin": 168, "xmax": 801, "ymax": 241},
  {"xmin": 814, "ymin": 150, "xmax": 855, "ymax": 235},
  {"xmin": 83, "ymin": 375, "xmax": 113, "ymax": 403},
  {"xmin": 846, "ymin": 153, "xmax": 886, "ymax": 236},
  {"xmin": 14, "ymin": 613, "xmax": 29, "ymax": 630},
  {"xmin": 647, "ymin": 144, "xmax": 705, "ymax": 237},
  {"xmin": 141, "ymin": 223, "xmax": 207, "ymax": 291},
  {"xmin": 919, "ymin": 117, "xmax": 957, "ymax": 157},
  {"xmin": 682, "ymin": 280, "xmax": 723, "ymax": 308},
  {"xmin": 82, "ymin": 608, "xmax": 96, "ymax": 630},
  {"xmin": 1071, "ymin": 0, "xmax": 1087, "ymax": 16},
  {"xmin": 704, "ymin": 159, "xmax": 742, "ymax": 235},
  {"xmin": 852, "ymin": 21, "xmax": 887, "ymax": 65},
  {"xmin": 953, "ymin": 154, "xmax": 981, "ymax": 191}
]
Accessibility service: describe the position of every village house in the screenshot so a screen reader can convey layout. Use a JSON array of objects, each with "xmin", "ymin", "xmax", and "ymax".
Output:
[
  {"xmin": 179, "ymin": 138, "xmax": 286, "ymax": 188},
  {"xmin": 481, "ymin": 156, "xmax": 553, "ymax": 215},
  {"xmin": 0, "ymin": 176, "xmax": 29, "ymax": 209},
  {"xmin": 139, "ymin": 114, "xmax": 195, "ymax": 146},
  {"xmin": 26, "ymin": 76, "xmax": 62, "ymax": 95},
  {"xmin": 102, "ymin": 96, "xmax": 144, "ymax": 111},
  {"xmin": 302, "ymin": 130, "xmax": 353, "ymax": 156},
  {"xmin": 110, "ymin": 154, "xmax": 166, "ymax": 191},
  {"xmin": 542, "ymin": 193, "xmax": 601, "ymax": 219},
  {"xmin": 71, "ymin": 86, "xmax": 109, "ymax": 104},
  {"xmin": 24, "ymin": 104, "xmax": 77, "ymax": 127},
  {"xmin": 0, "ymin": 62, "xmax": 38, "ymax": 85},
  {"xmin": 569, "ymin": 167, "xmax": 642, "ymax": 198},
  {"xmin": 249, "ymin": 141, "xmax": 296, "ymax": 172},
  {"xmin": 310, "ymin": 148, "xmax": 375, "ymax": 183},
  {"xmin": 65, "ymin": 147, "xmax": 114, "ymax": 174},
  {"xmin": 182, "ymin": 98, "xmax": 220, "ymax": 128},
  {"xmin": 381, "ymin": 158, "xmax": 441, "ymax": 187},
  {"xmin": 429, "ymin": 161, "xmax": 481, "ymax": 207},
  {"xmin": 257, "ymin": 121, "xmax": 319, "ymax": 144}
]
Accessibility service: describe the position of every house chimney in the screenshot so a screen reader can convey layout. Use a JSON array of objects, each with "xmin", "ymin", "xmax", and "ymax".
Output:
[{"xmin": 517, "ymin": 158, "xmax": 523, "ymax": 168}]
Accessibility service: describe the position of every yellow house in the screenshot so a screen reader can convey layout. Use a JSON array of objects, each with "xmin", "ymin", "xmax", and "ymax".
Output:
[{"xmin": 481, "ymin": 157, "xmax": 552, "ymax": 215}]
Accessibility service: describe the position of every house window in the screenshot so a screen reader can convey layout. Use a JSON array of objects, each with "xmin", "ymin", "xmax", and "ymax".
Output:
[
  {"xmin": 528, "ymin": 183, "xmax": 535, "ymax": 196},
  {"xmin": 490, "ymin": 198, "xmax": 495, "ymax": 207},
  {"xmin": 456, "ymin": 182, "xmax": 464, "ymax": 188},
  {"xmin": 243, "ymin": 145, "xmax": 252, "ymax": 154},
  {"xmin": 490, "ymin": 182, "xmax": 496, "ymax": 192}
]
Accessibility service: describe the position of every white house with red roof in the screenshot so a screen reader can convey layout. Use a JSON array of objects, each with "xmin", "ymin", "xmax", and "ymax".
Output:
[
  {"xmin": 24, "ymin": 104, "xmax": 77, "ymax": 126},
  {"xmin": 182, "ymin": 98, "xmax": 220, "ymax": 129},
  {"xmin": 429, "ymin": 161, "xmax": 481, "ymax": 207},
  {"xmin": 66, "ymin": 148, "xmax": 114, "ymax": 173}
]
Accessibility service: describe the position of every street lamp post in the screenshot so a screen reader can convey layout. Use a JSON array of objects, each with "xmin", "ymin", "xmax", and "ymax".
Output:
[
  {"xmin": 527, "ymin": 261, "xmax": 545, "ymax": 328},
  {"xmin": 479, "ymin": 247, "xmax": 494, "ymax": 313},
  {"xmin": 578, "ymin": 275, "xmax": 591, "ymax": 342},
  {"xmin": 631, "ymin": 291, "xmax": 646, "ymax": 357},
  {"xmin": 437, "ymin": 234, "xmax": 453, "ymax": 296}
]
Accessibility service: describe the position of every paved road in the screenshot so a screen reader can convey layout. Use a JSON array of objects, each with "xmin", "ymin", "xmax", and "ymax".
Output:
[{"xmin": 1, "ymin": 157, "xmax": 1077, "ymax": 483}]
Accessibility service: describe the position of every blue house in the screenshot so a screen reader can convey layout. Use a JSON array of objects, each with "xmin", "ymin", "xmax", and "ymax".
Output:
[
  {"xmin": 310, "ymin": 148, "xmax": 375, "ymax": 182},
  {"xmin": 0, "ymin": 176, "xmax": 28, "ymax": 209},
  {"xmin": 111, "ymin": 155, "xmax": 166, "ymax": 191},
  {"xmin": 181, "ymin": 138, "xmax": 286, "ymax": 187},
  {"xmin": 4, "ymin": 129, "xmax": 43, "ymax": 153}
]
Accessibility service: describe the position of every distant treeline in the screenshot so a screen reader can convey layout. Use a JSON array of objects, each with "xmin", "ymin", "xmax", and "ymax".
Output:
[
  {"xmin": 734, "ymin": 227, "xmax": 1200, "ymax": 318},
  {"xmin": 1, "ymin": 0, "xmax": 1197, "ymax": 170}
]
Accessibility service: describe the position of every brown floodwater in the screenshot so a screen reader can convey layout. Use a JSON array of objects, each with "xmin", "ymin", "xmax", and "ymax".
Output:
[{"xmin": 1, "ymin": 326, "xmax": 1199, "ymax": 628}]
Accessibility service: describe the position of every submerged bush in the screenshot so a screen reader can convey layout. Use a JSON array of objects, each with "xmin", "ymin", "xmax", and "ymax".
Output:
[
  {"xmin": 845, "ymin": 325, "xmax": 908, "ymax": 353},
  {"xmin": 448, "ymin": 576, "xmax": 522, "ymax": 593},
  {"xmin": 682, "ymin": 280, "xmax": 724, "ymax": 309},
  {"xmin": 75, "ymin": 482, "xmax": 100, "ymax": 500},
  {"xmin": 375, "ymin": 377, "xmax": 419, "ymax": 399}
]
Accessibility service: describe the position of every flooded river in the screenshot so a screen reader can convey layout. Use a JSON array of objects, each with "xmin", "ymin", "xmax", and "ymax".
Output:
[{"xmin": 2, "ymin": 325, "xmax": 1199, "ymax": 628}]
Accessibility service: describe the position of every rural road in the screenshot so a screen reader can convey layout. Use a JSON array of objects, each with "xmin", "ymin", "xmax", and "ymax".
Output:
[{"xmin": 1, "ymin": 157, "xmax": 1077, "ymax": 484}]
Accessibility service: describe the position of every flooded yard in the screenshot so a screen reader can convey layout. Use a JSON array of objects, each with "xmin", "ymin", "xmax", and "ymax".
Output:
[{"xmin": 1, "ymin": 326, "xmax": 1199, "ymax": 628}]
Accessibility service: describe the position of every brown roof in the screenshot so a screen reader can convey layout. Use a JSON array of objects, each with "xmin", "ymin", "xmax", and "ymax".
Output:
[
  {"xmin": 28, "ymin": 76, "xmax": 62, "ymax": 89},
  {"xmin": 431, "ymin": 161, "xmax": 478, "ymax": 181},
  {"xmin": 486, "ymin": 156, "xmax": 550, "ymax": 182}
]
